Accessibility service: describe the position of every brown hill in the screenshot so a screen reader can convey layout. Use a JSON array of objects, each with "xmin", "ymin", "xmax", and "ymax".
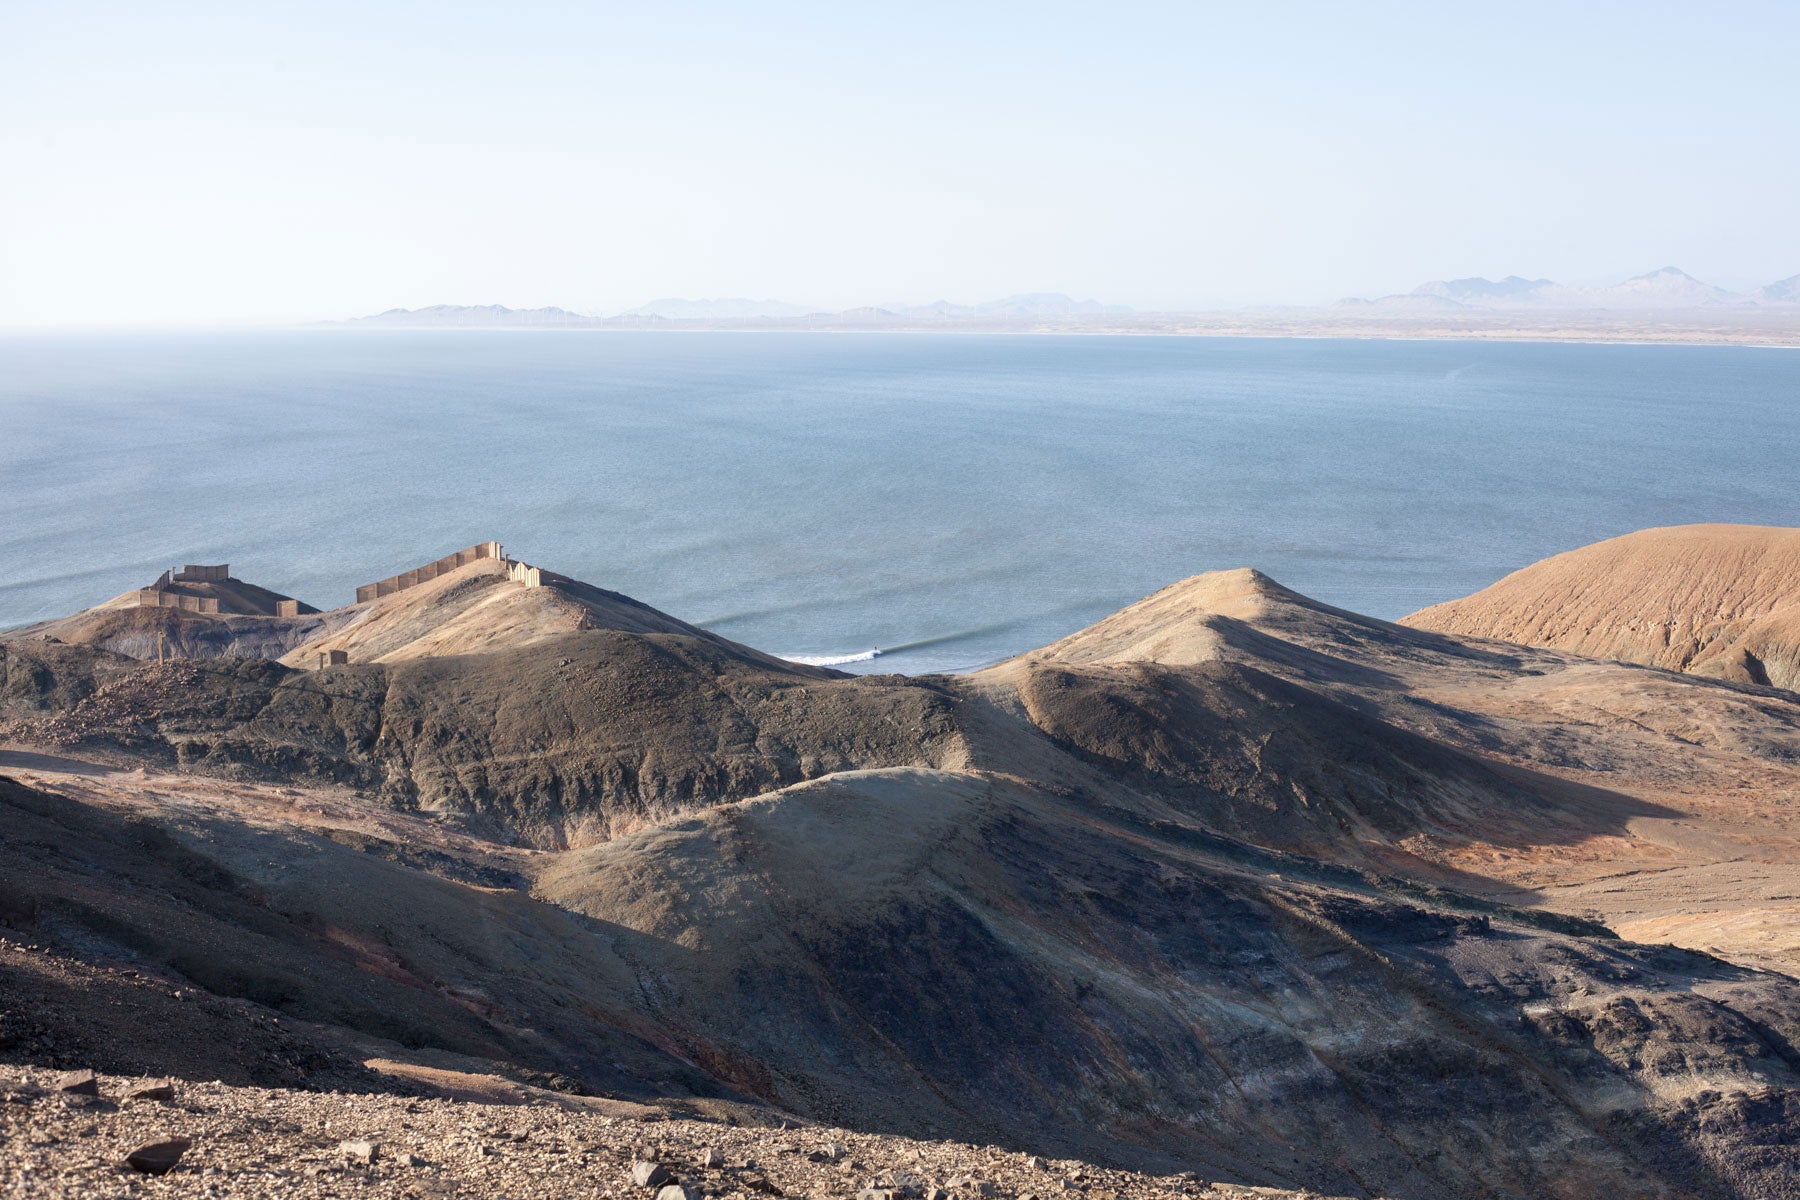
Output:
[
  {"xmin": 274, "ymin": 555, "xmax": 805, "ymax": 673},
  {"xmin": 7, "ymin": 552, "xmax": 1800, "ymax": 1196},
  {"xmin": 1402, "ymin": 524, "xmax": 1800, "ymax": 689},
  {"xmin": 11, "ymin": 552, "xmax": 798, "ymax": 675}
]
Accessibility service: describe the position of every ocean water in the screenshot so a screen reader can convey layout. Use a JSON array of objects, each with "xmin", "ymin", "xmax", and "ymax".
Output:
[{"xmin": 2, "ymin": 331, "xmax": 1796, "ymax": 674}]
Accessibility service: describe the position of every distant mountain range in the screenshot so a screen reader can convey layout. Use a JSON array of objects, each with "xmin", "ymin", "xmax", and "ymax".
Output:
[
  {"xmin": 1342, "ymin": 267, "xmax": 1800, "ymax": 312},
  {"xmin": 343, "ymin": 275, "xmax": 1800, "ymax": 330}
]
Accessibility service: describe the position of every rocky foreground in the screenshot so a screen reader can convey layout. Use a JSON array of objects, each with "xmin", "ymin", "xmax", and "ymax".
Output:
[{"xmin": 0, "ymin": 1066, "xmax": 1327, "ymax": 1200}]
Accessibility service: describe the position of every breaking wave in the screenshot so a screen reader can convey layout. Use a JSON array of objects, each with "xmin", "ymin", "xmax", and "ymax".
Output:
[
  {"xmin": 780, "ymin": 621, "xmax": 1019, "ymax": 668},
  {"xmin": 783, "ymin": 649, "xmax": 881, "ymax": 666}
]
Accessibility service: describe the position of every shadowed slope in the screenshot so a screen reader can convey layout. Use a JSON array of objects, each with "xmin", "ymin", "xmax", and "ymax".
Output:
[
  {"xmin": 537, "ymin": 767, "xmax": 1800, "ymax": 1200},
  {"xmin": 7, "ymin": 631, "xmax": 965, "ymax": 846}
]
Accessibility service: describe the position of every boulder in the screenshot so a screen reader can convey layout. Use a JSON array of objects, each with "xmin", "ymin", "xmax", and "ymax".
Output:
[
  {"xmin": 340, "ymin": 1139, "xmax": 380, "ymax": 1165},
  {"xmin": 657, "ymin": 1185, "xmax": 700, "ymax": 1200}
]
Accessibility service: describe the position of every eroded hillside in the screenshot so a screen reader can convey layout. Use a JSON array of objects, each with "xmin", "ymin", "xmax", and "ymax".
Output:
[
  {"xmin": 1403, "ymin": 524, "xmax": 1800, "ymax": 689},
  {"xmin": 5, "ymin": 544, "xmax": 1800, "ymax": 1198}
]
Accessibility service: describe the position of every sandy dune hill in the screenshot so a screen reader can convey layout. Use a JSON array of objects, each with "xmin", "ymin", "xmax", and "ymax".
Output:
[
  {"xmin": 6, "ymin": 549, "xmax": 1800, "ymax": 1196},
  {"xmin": 1403, "ymin": 524, "xmax": 1800, "ymax": 689}
]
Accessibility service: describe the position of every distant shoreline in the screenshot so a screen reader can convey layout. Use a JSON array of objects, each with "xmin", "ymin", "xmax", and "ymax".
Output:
[
  {"xmin": 11, "ymin": 319, "xmax": 1800, "ymax": 350},
  {"xmin": 317, "ymin": 319, "xmax": 1800, "ymax": 350}
]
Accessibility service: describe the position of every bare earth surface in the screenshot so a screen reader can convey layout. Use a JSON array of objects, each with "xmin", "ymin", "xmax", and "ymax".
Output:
[{"xmin": 6, "ymin": 537, "xmax": 1800, "ymax": 1197}]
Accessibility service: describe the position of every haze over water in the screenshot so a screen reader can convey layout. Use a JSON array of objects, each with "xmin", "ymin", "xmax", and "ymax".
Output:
[{"xmin": 3, "ymin": 331, "xmax": 1796, "ymax": 674}]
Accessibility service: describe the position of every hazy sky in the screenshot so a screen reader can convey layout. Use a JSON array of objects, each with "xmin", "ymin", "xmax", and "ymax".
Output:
[{"xmin": 3, "ymin": 1, "xmax": 1798, "ymax": 327}]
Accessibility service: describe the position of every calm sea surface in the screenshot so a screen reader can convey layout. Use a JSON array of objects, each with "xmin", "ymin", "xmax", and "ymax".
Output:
[{"xmin": 2, "ymin": 331, "xmax": 1796, "ymax": 673}]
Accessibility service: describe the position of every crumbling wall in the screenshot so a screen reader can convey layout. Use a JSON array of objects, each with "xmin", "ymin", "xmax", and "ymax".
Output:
[
  {"xmin": 134, "ymin": 589, "xmax": 220, "ymax": 614},
  {"xmin": 505, "ymin": 560, "xmax": 570, "ymax": 589},
  {"xmin": 355, "ymin": 541, "xmax": 503, "ymax": 605},
  {"xmin": 135, "ymin": 562, "xmax": 301, "ymax": 617}
]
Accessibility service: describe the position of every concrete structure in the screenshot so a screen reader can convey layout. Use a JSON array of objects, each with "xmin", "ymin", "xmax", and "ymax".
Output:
[
  {"xmin": 275, "ymin": 599, "xmax": 299, "ymax": 617},
  {"xmin": 355, "ymin": 541, "xmax": 503, "ymax": 604},
  {"xmin": 173, "ymin": 564, "xmax": 230, "ymax": 583}
]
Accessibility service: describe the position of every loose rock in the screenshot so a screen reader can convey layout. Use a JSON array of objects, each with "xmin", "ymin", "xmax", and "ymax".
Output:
[
  {"xmin": 634, "ymin": 1160, "xmax": 674, "ymax": 1187},
  {"xmin": 53, "ymin": 1069, "xmax": 99, "ymax": 1097},
  {"xmin": 124, "ymin": 1079, "xmax": 175, "ymax": 1104},
  {"xmin": 340, "ymin": 1138, "xmax": 380, "ymax": 1165},
  {"xmin": 3, "ymin": 1067, "xmax": 1336, "ymax": 1200},
  {"xmin": 124, "ymin": 1136, "xmax": 191, "ymax": 1175}
]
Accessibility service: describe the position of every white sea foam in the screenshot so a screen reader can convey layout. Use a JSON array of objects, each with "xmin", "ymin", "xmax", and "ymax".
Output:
[{"xmin": 783, "ymin": 649, "xmax": 880, "ymax": 666}]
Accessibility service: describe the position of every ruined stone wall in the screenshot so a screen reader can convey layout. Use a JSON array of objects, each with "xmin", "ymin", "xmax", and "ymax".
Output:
[
  {"xmin": 275, "ymin": 600, "xmax": 299, "ymax": 617},
  {"xmin": 354, "ymin": 541, "xmax": 504, "ymax": 605},
  {"xmin": 134, "ymin": 589, "xmax": 220, "ymax": 614},
  {"xmin": 504, "ymin": 560, "xmax": 570, "ymax": 590},
  {"xmin": 173, "ymin": 564, "xmax": 230, "ymax": 583}
]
